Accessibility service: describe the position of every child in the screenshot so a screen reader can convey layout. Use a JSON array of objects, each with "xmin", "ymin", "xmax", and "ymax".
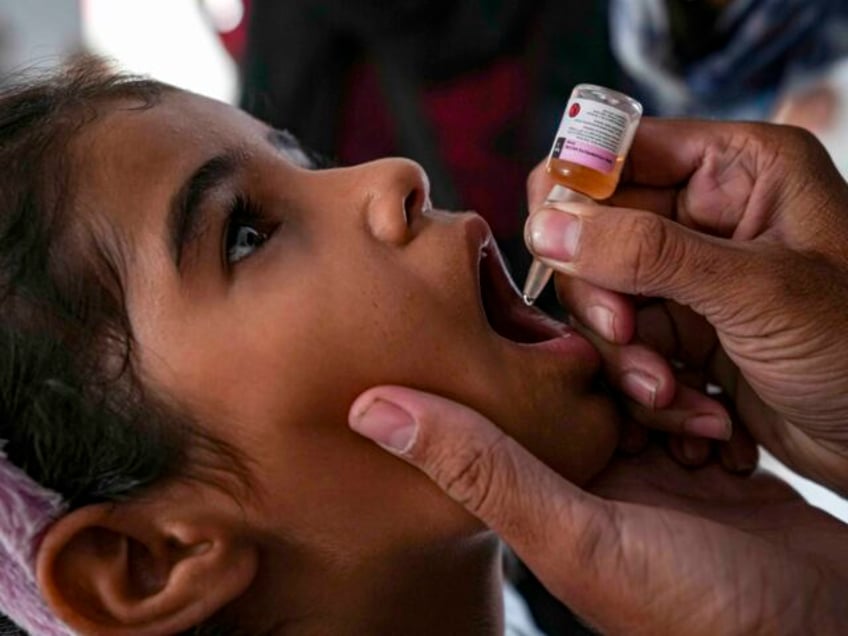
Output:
[{"xmin": 0, "ymin": 59, "xmax": 627, "ymax": 635}]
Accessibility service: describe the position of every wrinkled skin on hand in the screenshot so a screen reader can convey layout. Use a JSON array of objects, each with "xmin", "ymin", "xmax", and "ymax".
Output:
[
  {"xmin": 584, "ymin": 446, "xmax": 848, "ymax": 635},
  {"xmin": 527, "ymin": 119, "xmax": 848, "ymax": 494},
  {"xmin": 350, "ymin": 387, "xmax": 848, "ymax": 636}
]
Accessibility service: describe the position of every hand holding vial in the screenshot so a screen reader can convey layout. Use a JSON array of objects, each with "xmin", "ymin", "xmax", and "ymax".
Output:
[
  {"xmin": 351, "ymin": 117, "xmax": 848, "ymax": 636},
  {"xmin": 351, "ymin": 112, "xmax": 848, "ymax": 634},
  {"xmin": 524, "ymin": 117, "xmax": 848, "ymax": 496}
]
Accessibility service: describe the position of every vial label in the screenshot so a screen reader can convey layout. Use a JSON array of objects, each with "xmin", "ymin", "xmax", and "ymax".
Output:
[{"xmin": 550, "ymin": 98, "xmax": 630, "ymax": 174}]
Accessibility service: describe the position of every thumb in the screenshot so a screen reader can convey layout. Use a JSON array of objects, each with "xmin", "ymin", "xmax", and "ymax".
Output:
[
  {"xmin": 526, "ymin": 202, "xmax": 751, "ymax": 317},
  {"xmin": 347, "ymin": 386, "xmax": 631, "ymax": 623}
]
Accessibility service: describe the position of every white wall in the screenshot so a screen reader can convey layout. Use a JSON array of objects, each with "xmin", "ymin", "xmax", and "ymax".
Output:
[
  {"xmin": 0, "ymin": 0, "xmax": 81, "ymax": 75},
  {"xmin": 81, "ymin": 0, "xmax": 238, "ymax": 103}
]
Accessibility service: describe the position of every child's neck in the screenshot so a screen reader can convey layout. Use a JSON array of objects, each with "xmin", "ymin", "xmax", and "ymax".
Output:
[{"xmin": 253, "ymin": 532, "xmax": 505, "ymax": 635}]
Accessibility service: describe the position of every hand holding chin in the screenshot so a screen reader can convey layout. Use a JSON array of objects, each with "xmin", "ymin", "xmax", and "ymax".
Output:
[{"xmin": 349, "ymin": 386, "xmax": 848, "ymax": 635}]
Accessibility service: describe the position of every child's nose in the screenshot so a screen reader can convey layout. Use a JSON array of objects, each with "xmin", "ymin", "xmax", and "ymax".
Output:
[{"xmin": 360, "ymin": 158, "xmax": 430, "ymax": 246}]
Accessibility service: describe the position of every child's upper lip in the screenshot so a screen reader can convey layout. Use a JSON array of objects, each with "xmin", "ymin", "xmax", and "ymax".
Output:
[{"xmin": 450, "ymin": 211, "xmax": 601, "ymax": 371}]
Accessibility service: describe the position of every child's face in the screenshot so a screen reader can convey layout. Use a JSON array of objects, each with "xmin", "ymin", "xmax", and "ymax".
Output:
[{"xmin": 71, "ymin": 90, "xmax": 618, "ymax": 551}]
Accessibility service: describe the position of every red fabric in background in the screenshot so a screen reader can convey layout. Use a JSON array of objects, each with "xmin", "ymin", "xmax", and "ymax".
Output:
[
  {"xmin": 215, "ymin": 0, "xmax": 250, "ymax": 63},
  {"xmin": 338, "ymin": 59, "xmax": 529, "ymax": 239}
]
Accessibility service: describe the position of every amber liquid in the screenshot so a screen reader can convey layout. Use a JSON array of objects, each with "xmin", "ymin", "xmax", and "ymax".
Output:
[{"xmin": 547, "ymin": 155, "xmax": 626, "ymax": 200}]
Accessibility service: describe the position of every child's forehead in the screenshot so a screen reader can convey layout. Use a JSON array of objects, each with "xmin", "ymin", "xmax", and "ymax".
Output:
[
  {"xmin": 70, "ymin": 92, "xmax": 262, "ymax": 214},
  {"xmin": 79, "ymin": 91, "xmax": 259, "ymax": 157}
]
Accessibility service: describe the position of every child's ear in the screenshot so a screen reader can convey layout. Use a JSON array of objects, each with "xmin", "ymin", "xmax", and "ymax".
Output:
[{"xmin": 34, "ymin": 499, "xmax": 259, "ymax": 636}]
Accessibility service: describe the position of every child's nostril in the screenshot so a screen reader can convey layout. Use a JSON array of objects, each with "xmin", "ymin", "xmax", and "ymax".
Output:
[
  {"xmin": 403, "ymin": 188, "xmax": 426, "ymax": 227},
  {"xmin": 402, "ymin": 192, "xmax": 413, "ymax": 226}
]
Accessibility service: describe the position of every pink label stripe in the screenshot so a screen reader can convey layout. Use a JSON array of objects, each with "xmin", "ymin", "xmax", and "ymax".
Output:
[{"xmin": 560, "ymin": 139, "xmax": 616, "ymax": 174}]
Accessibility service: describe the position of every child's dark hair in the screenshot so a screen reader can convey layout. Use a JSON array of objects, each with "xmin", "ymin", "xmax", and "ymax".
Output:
[{"xmin": 0, "ymin": 59, "xmax": 248, "ymax": 635}]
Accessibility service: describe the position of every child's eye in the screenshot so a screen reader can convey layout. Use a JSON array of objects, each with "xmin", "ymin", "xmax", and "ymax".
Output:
[
  {"xmin": 224, "ymin": 195, "xmax": 269, "ymax": 265},
  {"xmin": 227, "ymin": 223, "xmax": 268, "ymax": 263}
]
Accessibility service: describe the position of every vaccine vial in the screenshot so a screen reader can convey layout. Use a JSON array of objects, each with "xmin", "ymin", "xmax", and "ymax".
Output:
[
  {"xmin": 546, "ymin": 84, "xmax": 642, "ymax": 199},
  {"xmin": 522, "ymin": 84, "xmax": 642, "ymax": 304}
]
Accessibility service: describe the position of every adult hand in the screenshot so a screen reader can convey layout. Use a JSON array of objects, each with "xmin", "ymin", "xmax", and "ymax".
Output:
[
  {"xmin": 525, "ymin": 119, "xmax": 848, "ymax": 495},
  {"xmin": 349, "ymin": 386, "xmax": 848, "ymax": 635}
]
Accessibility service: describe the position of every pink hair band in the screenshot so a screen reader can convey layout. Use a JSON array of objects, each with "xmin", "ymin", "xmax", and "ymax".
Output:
[{"xmin": 0, "ymin": 443, "xmax": 74, "ymax": 635}]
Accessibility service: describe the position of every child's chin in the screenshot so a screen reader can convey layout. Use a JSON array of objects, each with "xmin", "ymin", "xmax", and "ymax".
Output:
[{"xmin": 512, "ymin": 398, "xmax": 620, "ymax": 486}]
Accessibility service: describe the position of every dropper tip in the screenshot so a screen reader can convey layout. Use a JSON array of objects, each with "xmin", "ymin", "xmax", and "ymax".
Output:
[{"xmin": 521, "ymin": 259, "xmax": 552, "ymax": 307}]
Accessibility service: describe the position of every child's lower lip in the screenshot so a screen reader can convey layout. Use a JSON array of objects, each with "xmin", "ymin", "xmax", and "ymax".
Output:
[{"xmin": 512, "ymin": 327, "xmax": 601, "ymax": 366}]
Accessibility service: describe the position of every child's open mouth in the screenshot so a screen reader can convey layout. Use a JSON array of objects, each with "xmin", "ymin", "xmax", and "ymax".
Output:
[{"xmin": 477, "ymin": 238, "xmax": 572, "ymax": 345}]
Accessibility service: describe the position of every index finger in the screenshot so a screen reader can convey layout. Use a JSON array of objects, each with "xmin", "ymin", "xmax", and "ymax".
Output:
[
  {"xmin": 615, "ymin": 118, "xmax": 794, "ymax": 235},
  {"xmin": 620, "ymin": 118, "xmax": 724, "ymax": 187}
]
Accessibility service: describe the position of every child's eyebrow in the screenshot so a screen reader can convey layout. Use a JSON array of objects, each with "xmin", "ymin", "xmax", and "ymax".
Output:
[
  {"xmin": 168, "ymin": 150, "xmax": 241, "ymax": 269},
  {"xmin": 167, "ymin": 130, "xmax": 307, "ymax": 271}
]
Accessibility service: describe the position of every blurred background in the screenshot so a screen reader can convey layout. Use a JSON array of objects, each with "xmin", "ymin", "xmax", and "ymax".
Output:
[
  {"xmin": 8, "ymin": 0, "xmax": 848, "ymax": 263},
  {"xmin": 2, "ymin": 1, "xmax": 847, "ymax": 632}
]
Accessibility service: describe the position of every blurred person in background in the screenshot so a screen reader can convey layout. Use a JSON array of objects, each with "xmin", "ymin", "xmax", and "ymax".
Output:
[
  {"xmin": 609, "ymin": 0, "xmax": 848, "ymax": 176},
  {"xmin": 774, "ymin": 57, "xmax": 848, "ymax": 179},
  {"xmin": 609, "ymin": 0, "xmax": 848, "ymax": 120}
]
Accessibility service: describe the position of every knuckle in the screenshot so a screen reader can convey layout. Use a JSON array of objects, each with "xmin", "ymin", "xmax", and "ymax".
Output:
[
  {"xmin": 624, "ymin": 213, "xmax": 677, "ymax": 294},
  {"xmin": 772, "ymin": 125, "xmax": 823, "ymax": 173},
  {"xmin": 753, "ymin": 122, "xmax": 825, "ymax": 175},
  {"xmin": 625, "ymin": 211, "xmax": 740, "ymax": 311},
  {"xmin": 722, "ymin": 121, "xmax": 785, "ymax": 176},
  {"xmin": 434, "ymin": 435, "xmax": 510, "ymax": 518},
  {"xmin": 775, "ymin": 123, "xmax": 820, "ymax": 153},
  {"xmin": 733, "ymin": 120, "xmax": 774, "ymax": 141},
  {"xmin": 428, "ymin": 431, "xmax": 564, "ymax": 552}
]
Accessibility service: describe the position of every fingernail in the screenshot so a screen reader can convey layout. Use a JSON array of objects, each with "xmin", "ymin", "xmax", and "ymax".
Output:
[
  {"xmin": 684, "ymin": 414, "xmax": 731, "ymax": 441},
  {"xmin": 350, "ymin": 399, "xmax": 418, "ymax": 453},
  {"xmin": 528, "ymin": 209, "xmax": 582, "ymax": 261},
  {"xmin": 621, "ymin": 371, "xmax": 658, "ymax": 409},
  {"xmin": 586, "ymin": 305, "xmax": 616, "ymax": 341}
]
